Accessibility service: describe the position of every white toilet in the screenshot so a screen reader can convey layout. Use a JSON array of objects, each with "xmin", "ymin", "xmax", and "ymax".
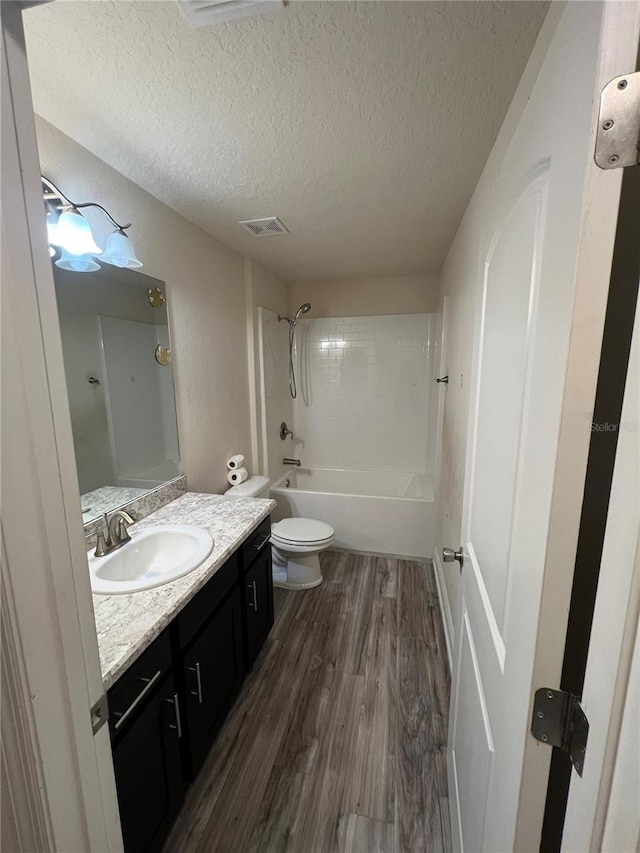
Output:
[{"xmin": 225, "ymin": 475, "xmax": 334, "ymax": 589}]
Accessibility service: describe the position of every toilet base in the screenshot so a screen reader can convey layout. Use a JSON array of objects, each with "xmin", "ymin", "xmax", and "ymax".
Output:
[{"xmin": 272, "ymin": 549, "xmax": 324, "ymax": 590}]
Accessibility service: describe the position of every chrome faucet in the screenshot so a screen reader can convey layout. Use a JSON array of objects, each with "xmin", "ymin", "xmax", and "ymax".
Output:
[
  {"xmin": 283, "ymin": 457, "xmax": 301, "ymax": 467},
  {"xmin": 94, "ymin": 510, "xmax": 135, "ymax": 557}
]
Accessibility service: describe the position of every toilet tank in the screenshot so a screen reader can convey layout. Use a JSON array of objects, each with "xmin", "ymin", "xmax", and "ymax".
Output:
[{"xmin": 224, "ymin": 475, "xmax": 271, "ymax": 499}]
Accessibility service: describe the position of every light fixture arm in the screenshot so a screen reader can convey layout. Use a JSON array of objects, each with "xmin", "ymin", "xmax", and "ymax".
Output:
[{"xmin": 42, "ymin": 176, "xmax": 132, "ymax": 232}]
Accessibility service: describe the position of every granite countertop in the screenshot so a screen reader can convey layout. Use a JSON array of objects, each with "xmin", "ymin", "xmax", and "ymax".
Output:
[{"xmin": 92, "ymin": 492, "xmax": 275, "ymax": 690}]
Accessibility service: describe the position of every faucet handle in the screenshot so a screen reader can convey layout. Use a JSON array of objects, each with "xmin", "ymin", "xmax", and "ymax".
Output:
[
  {"xmin": 94, "ymin": 531, "xmax": 109, "ymax": 558},
  {"xmin": 280, "ymin": 422, "xmax": 294, "ymax": 441}
]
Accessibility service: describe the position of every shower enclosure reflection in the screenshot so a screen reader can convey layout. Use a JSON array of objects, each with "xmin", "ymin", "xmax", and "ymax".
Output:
[{"xmin": 53, "ymin": 264, "xmax": 181, "ymax": 523}]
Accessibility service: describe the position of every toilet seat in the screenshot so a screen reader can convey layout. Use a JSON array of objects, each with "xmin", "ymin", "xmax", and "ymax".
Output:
[{"xmin": 271, "ymin": 517, "xmax": 334, "ymax": 546}]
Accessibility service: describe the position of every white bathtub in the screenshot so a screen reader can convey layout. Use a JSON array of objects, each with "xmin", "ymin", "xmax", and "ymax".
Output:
[{"xmin": 270, "ymin": 468, "xmax": 435, "ymax": 558}]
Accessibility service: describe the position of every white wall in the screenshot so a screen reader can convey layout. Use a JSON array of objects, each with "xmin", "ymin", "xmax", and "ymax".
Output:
[
  {"xmin": 291, "ymin": 313, "xmax": 439, "ymax": 473},
  {"xmin": 36, "ymin": 117, "xmax": 253, "ymax": 494},
  {"xmin": 288, "ymin": 274, "xmax": 440, "ymax": 318}
]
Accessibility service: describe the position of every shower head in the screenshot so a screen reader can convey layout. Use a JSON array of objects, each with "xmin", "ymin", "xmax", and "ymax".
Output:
[
  {"xmin": 278, "ymin": 302, "xmax": 311, "ymax": 328},
  {"xmin": 294, "ymin": 302, "xmax": 311, "ymax": 321}
]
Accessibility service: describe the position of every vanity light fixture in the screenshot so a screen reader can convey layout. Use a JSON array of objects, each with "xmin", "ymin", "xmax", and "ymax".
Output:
[
  {"xmin": 100, "ymin": 228, "xmax": 143, "ymax": 269},
  {"xmin": 56, "ymin": 249, "xmax": 101, "ymax": 273},
  {"xmin": 42, "ymin": 176, "xmax": 143, "ymax": 272},
  {"xmin": 52, "ymin": 206, "xmax": 103, "ymax": 256}
]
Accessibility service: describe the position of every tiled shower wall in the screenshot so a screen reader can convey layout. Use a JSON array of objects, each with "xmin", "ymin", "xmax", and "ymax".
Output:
[{"xmin": 292, "ymin": 313, "xmax": 440, "ymax": 473}]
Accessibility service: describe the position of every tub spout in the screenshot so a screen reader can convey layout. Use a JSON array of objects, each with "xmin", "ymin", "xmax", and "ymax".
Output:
[{"xmin": 283, "ymin": 457, "xmax": 301, "ymax": 467}]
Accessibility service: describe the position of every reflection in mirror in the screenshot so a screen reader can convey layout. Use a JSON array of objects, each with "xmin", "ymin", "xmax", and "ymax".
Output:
[{"xmin": 53, "ymin": 264, "xmax": 181, "ymax": 524}]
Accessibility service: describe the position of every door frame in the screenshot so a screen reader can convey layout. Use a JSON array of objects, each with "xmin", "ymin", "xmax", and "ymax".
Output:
[
  {"xmin": 1, "ymin": 2, "xmax": 123, "ymax": 848},
  {"xmin": 541, "ymin": 134, "xmax": 640, "ymax": 851},
  {"xmin": 432, "ymin": 295, "xmax": 455, "ymax": 669}
]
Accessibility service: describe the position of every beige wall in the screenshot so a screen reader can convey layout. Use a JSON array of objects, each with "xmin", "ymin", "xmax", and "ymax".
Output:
[
  {"xmin": 251, "ymin": 260, "xmax": 289, "ymax": 317},
  {"xmin": 36, "ymin": 117, "xmax": 252, "ymax": 495},
  {"xmin": 288, "ymin": 274, "xmax": 440, "ymax": 318}
]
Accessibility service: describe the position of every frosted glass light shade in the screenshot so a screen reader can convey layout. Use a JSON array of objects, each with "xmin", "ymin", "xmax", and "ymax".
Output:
[
  {"xmin": 100, "ymin": 229, "xmax": 143, "ymax": 269},
  {"xmin": 55, "ymin": 249, "xmax": 101, "ymax": 273},
  {"xmin": 53, "ymin": 208, "xmax": 102, "ymax": 256}
]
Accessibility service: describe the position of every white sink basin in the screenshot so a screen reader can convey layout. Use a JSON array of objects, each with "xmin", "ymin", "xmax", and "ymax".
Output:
[{"xmin": 89, "ymin": 525, "xmax": 214, "ymax": 595}]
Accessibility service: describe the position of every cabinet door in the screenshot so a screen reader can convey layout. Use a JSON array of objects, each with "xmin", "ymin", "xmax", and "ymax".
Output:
[
  {"xmin": 111, "ymin": 674, "xmax": 183, "ymax": 853},
  {"xmin": 183, "ymin": 588, "xmax": 244, "ymax": 775},
  {"xmin": 243, "ymin": 546, "xmax": 274, "ymax": 668}
]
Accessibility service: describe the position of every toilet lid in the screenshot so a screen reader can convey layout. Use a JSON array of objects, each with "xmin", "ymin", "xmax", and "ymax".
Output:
[{"xmin": 271, "ymin": 517, "xmax": 334, "ymax": 544}]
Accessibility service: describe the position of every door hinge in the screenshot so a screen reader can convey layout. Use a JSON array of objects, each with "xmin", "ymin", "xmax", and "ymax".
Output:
[
  {"xmin": 90, "ymin": 693, "xmax": 109, "ymax": 735},
  {"xmin": 531, "ymin": 688, "xmax": 589, "ymax": 777},
  {"xmin": 595, "ymin": 72, "xmax": 640, "ymax": 170}
]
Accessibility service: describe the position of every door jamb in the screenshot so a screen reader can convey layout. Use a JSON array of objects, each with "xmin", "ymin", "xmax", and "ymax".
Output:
[
  {"xmin": 1, "ymin": 2, "xmax": 123, "ymax": 848},
  {"xmin": 540, "ymin": 70, "xmax": 640, "ymax": 852}
]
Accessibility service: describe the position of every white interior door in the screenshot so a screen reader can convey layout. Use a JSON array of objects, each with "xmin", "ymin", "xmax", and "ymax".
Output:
[{"xmin": 446, "ymin": 3, "xmax": 640, "ymax": 851}]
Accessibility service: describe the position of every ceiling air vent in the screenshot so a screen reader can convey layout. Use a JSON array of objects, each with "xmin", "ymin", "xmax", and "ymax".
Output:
[
  {"xmin": 239, "ymin": 217, "xmax": 289, "ymax": 237},
  {"xmin": 178, "ymin": 0, "xmax": 284, "ymax": 28}
]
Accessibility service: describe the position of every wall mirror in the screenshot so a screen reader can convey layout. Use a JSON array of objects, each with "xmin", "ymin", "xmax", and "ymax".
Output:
[{"xmin": 53, "ymin": 264, "xmax": 181, "ymax": 524}]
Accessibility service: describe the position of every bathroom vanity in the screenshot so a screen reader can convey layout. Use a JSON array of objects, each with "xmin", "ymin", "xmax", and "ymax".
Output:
[{"xmin": 92, "ymin": 493, "xmax": 274, "ymax": 853}]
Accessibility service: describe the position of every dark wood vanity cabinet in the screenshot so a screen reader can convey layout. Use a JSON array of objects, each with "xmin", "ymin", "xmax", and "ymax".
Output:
[
  {"xmin": 181, "ymin": 587, "xmax": 245, "ymax": 776},
  {"xmin": 107, "ymin": 516, "xmax": 273, "ymax": 852},
  {"xmin": 109, "ymin": 633, "xmax": 184, "ymax": 853},
  {"xmin": 242, "ymin": 543, "xmax": 274, "ymax": 669}
]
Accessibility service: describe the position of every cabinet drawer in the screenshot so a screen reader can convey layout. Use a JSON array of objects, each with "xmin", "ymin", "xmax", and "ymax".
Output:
[
  {"xmin": 175, "ymin": 552, "xmax": 239, "ymax": 650},
  {"xmin": 241, "ymin": 516, "xmax": 271, "ymax": 573},
  {"xmin": 108, "ymin": 630, "xmax": 172, "ymax": 739}
]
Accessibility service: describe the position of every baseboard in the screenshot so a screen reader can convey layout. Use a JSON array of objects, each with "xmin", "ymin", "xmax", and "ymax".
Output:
[
  {"xmin": 326, "ymin": 546, "xmax": 431, "ymax": 563},
  {"xmin": 433, "ymin": 547, "xmax": 454, "ymax": 672}
]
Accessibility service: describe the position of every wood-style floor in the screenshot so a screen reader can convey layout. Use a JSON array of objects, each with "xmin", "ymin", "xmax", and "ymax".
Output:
[{"xmin": 164, "ymin": 550, "xmax": 451, "ymax": 853}]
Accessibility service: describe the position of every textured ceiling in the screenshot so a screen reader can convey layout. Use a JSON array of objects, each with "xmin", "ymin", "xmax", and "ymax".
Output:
[{"xmin": 24, "ymin": 1, "xmax": 548, "ymax": 281}]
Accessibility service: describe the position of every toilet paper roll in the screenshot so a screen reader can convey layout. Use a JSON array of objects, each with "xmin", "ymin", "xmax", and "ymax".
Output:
[
  {"xmin": 227, "ymin": 466, "xmax": 248, "ymax": 486},
  {"xmin": 226, "ymin": 454, "xmax": 245, "ymax": 470}
]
